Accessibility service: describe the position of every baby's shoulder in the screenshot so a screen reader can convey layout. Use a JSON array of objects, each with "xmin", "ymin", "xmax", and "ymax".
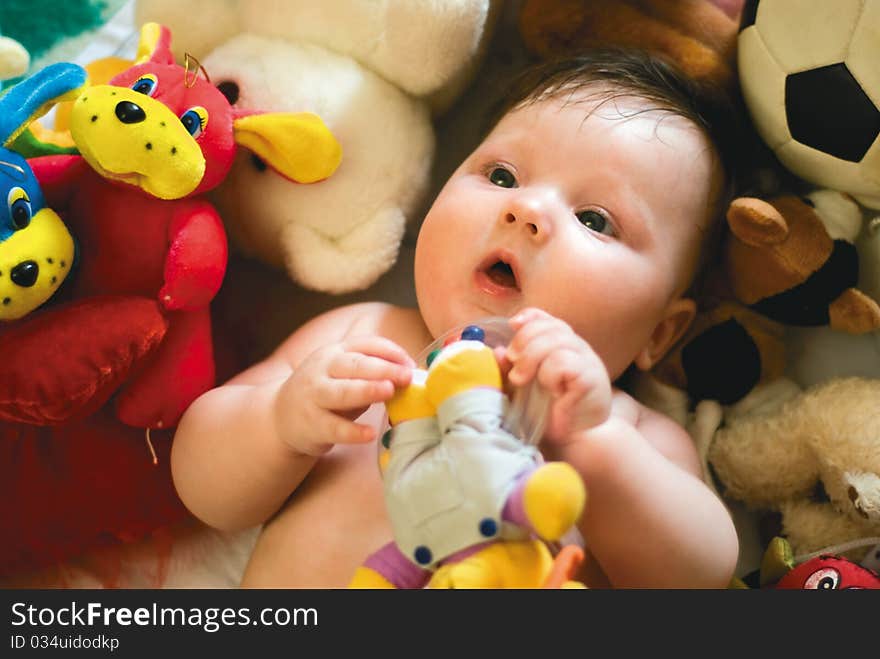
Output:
[{"xmin": 272, "ymin": 302, "xmax": 429, "ymax": 366}]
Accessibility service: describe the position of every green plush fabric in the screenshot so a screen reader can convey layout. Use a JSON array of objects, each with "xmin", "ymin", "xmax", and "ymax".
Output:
[
  {"xmin": 0, "ymin": 0, "xmax": 128, "ymax": 82},
  {"xmin": 10, "ymin": 127, "xmax": 78, "ymax": 156}
]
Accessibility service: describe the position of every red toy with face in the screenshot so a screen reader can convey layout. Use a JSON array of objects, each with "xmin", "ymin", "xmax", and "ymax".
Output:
[
  {"xmin": 0, "ymin": 22, "xmax": 341, "ymax": 578},
  {"xmin": 775, "ymin": 555, "xmax": 880, "ymax": 589}
]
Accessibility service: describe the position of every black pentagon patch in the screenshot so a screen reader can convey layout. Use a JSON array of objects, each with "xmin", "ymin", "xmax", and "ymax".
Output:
[
  {"xmin": 786, "ymin": 63, "xmax": 880, "ymax": 162},
  {"xmin": 740, "ymin": 0, "xmax": 760, "ymax": 31},
  {"xmin": 681, "ymin": 319, "xmax": 761, "ymax": 405}
]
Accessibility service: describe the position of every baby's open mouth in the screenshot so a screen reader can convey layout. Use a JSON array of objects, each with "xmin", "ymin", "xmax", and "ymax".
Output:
[{"xmin": 481, "ymin": 256, "xmax": 519, "ymax": 290}]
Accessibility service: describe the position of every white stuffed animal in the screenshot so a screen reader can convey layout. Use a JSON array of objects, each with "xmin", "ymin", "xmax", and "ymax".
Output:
[
  {"xmin": 135, "ymin": 0, "xmax": 501, "ymax": 293},
  {"xmin": 0, "ymin": 34, "xmax": 28, "ymax": 86}
]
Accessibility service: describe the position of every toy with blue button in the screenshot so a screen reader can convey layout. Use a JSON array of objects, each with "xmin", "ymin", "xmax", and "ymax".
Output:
[
  {"xmin": 0, "ymin": 62, "xmax": 86, "ymax": 320},
  {"xmin": 350, "ymin": 319, "xmax": 588, "ymax": 589}
]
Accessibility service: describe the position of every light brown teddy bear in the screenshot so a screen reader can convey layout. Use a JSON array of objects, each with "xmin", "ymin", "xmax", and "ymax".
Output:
[
  {"xmin": 518, "ymin": 0, "xmax": 741, "ymax": 89},
  {"xmin": 708, "ymin": 377, "xmax": 880, "ymax": 561}
]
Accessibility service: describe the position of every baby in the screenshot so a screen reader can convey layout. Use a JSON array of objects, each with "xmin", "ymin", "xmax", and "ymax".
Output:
[{"xmin": 171, "ymin": 50, "xmax": 742, "ymax": 588}]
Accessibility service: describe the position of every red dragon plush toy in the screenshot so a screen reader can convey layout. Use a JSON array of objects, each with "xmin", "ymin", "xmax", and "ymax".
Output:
[{"xmin": 0, "ymin": 22, "xmax": 342, "ymax": 578}]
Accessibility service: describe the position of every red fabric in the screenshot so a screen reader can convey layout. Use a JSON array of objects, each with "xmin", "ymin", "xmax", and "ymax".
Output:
[
  {"xmin": 29, "ymin": 160, "xmax": 228, "ymax": 430},
  {"xmin": 0, "ymin": 408, "xmax": 188, "ymax": 576},
  {"xmin": 0, "ymin": 28, "xmax": 241, "ymax": 576},
  {"xmin": 0, "ymin": 296, "xmax": 167, "ymax": 425}
]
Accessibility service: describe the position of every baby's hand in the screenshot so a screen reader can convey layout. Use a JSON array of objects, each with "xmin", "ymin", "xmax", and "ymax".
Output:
[
  {"xmin": 505, "ymin": 308, "xmax": 612, "ymax": 444},
  {"xmin": 275, "ymin": 336, "xmax": 414, "ymax": 456}
]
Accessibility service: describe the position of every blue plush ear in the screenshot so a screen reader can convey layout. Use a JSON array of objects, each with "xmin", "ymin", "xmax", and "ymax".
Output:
[{"xmin": 0, "ymin": 62, "xmax": 87, "ymax": 147}]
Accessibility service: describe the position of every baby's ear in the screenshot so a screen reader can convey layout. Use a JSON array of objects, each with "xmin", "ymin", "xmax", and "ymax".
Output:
[{"xmin": 634, "ymin": 297, "xmax": 697, "ymax": 371}]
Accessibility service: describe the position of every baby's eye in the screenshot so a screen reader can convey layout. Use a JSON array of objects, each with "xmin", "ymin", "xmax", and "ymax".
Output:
[
  {"xmin": 576, "ymin": 209, "xmax": 614, "ymax": 236},
  {"xmin": 488, "ymin": 166, "xmax": 517, "ymax": 188}
]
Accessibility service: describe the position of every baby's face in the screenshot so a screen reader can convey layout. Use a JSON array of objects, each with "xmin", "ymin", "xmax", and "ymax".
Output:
[{"xmin": 414, "ymin": 92, "xmax": 718, "ymax": 378}]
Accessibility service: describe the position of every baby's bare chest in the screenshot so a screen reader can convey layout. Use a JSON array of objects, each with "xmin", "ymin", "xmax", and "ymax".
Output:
[{"xmin": 243, "ymin": 415, "xmax": 393, "ymax": 587}]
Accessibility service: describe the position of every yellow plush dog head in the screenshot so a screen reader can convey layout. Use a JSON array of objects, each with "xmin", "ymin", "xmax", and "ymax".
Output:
[{"xmin": 69, "ymin": 23, "xmax": 342, "ymax": 200}]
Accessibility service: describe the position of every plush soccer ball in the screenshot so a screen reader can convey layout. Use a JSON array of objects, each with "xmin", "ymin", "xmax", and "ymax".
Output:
[{"xmin": 738, "ymin": 0, "xmax": 880, "ymax": 208}]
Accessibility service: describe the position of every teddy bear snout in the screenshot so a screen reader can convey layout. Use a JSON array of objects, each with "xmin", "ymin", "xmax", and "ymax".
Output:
[
  {"xmin": 115, "ymin": 100, "xmax": 146, "ymax": 124},
  {"xmin": 10, "ymin": 260, "xmax": 38, "ymax": 287}
]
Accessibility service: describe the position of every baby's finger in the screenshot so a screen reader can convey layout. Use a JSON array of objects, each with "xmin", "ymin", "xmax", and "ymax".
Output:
[
  {"xmin": 315, "ymin": 377, "xmax": 396, "ymax": 411},
  {"xmin": 509, "ymin": 307, "xmax": 552, "ymax": 329},
  {"xmin": 328, "ymin": 352, "xmax": 412, "ymax": 386},
  {"xmin": 343, "ymin": 335, "xmax": 415, "ymax": 367},
  {"xmin": 508, "ymin": 330, "xmax": 566, "ymax": 386},
  {"xmin": 534, "ymin": 347, "xmax": 592, "ymax": 396},
  {"xmin": 316, "ymin": 409, "xmax": 378, "ymax": 445},
  {"xmin": 507, "ymin": 317, "xmax": 573, "ymax": 360}
]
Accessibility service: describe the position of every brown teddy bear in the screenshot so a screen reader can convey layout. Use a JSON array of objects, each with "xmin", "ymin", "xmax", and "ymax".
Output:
[
  {"xmin": 654, "ymin": 190, "xmax": 880, "ymax": 406},
  {"xmin": 518, "ymin": 0, "xmax": 741, "ymax": 89}
]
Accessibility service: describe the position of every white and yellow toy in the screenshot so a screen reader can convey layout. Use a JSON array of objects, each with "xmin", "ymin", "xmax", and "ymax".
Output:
[{"xmin": 350, "ymin": 322, "xmax": 587, "ymax": 589}]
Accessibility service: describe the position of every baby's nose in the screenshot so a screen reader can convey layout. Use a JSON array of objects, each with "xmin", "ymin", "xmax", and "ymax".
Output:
[{"xmin": 502, "ymin": 193, "xmax": 555, "ymax": 241}]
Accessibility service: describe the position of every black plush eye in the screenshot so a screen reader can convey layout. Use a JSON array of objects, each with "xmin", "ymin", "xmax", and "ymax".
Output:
[
  {"xmin": 576, "ymin": 209, "xmax": 613, "ymax": 236},
  {"xmin": 488, "ymin": 167, "xmax": 517, "ymax": 188},
  {"xmin": 8, "ymin": 189, "xmax": 31, "ymax": 230},
  {"xmin": 131, "ymin": 75, "xmax": 157, "ymax": 96},
  {"xmin": 804, "ymin": 567, "xmax": 840, "ymax": 590}
]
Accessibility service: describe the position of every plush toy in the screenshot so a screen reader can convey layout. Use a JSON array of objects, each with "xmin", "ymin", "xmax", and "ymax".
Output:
[
  {"xmin": 29, "ymin": 22, "xmax": 341, "ymax": 429},
  {"xmin": 518, "ymin": 0, "xmax": 741, "ymax": 90},
  {"xmin": 133, "ymin": 0, "xmax": 501, "ymax": 293},
  {"xmin": 0, "ymin": 33, "xmax": 29, "ymax": 88},
  {"xmin": 708, "ymin": 377, "xmax": 880, "ymax": 562},
  {"xmin": 732, "ymin": 536, "xmax": 880, "ymax": 589},
  {"xmin": 0, "ymin": 22, "xmax": 341, "ymax": 577},
  {"xmin": 349, "ymin": 325, "xmax": 586, "ymax": 589},
  {"xmin": 654, "ymin": 190, "xmax": 880, "ymax": 406},
  {"xmin": 737, "ymin": 0, "xmax": 880, "ymax": 209},
  {"xmin": 0, "ymin": 62, "xmax": 84, "ymax": 320}
]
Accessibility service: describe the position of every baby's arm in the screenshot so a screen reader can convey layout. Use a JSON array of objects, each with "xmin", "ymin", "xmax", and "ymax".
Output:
[
  {"xmin": 171, "ymin": 303, "xmax": 413, "ymax": 532},
  {"xmin": 506, "ymin": 308, "xmax": 738, "ymax": 588},
  {"xmin": 559, "ymin": 400, "xmax": 739, "ymax": 589}
]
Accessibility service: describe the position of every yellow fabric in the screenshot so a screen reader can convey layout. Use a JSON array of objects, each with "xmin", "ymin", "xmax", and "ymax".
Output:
[
  {"xmin": 233, "ymin": 112, "xmax": 342, "ymax": 184},
  {"xmin": 425, "ymin": 344, "xmax": 502, "ymax": 407},
  {"xmin": 348, "ymin": 566, "xmax": 396, "ymax": 589},
  {"xmin": 760, "ymin": 536, "xmax": 795, "ymax": 587},
  {"xmin": 0, "ymin": 208, "xmax": 74, "ymax": 320},
  {"xmin": 523, "ymin": 462, "xmax": 586, "ymax": 542},
  {"xmin": 134, "ymin": 23, "xmax": 162, "ymax": 65},
  {"xmin": 53, "ymin": 56, "xmax": 132, "ymax": 133},
  {"xmin": 69, "ymin": 85, "xmax": 205, "ymax": 199},
  {"xmin": 386, "ymin": 371, "xmax": 432, "ymax": 425},
  {"xmin": 428, "ymin": 539, "xmax": 557, "ymax": 588}
]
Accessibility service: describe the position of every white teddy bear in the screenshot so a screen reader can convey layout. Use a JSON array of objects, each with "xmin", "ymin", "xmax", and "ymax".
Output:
[{"xmin": 135, "ymin": 0, "xmax": 501, "ymax": 293}]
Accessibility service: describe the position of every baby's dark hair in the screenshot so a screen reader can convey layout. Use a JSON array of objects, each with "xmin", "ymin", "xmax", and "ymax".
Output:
[{"xmin": 488, "ymin": 48, "xmax": 749, "ymax": 295}]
